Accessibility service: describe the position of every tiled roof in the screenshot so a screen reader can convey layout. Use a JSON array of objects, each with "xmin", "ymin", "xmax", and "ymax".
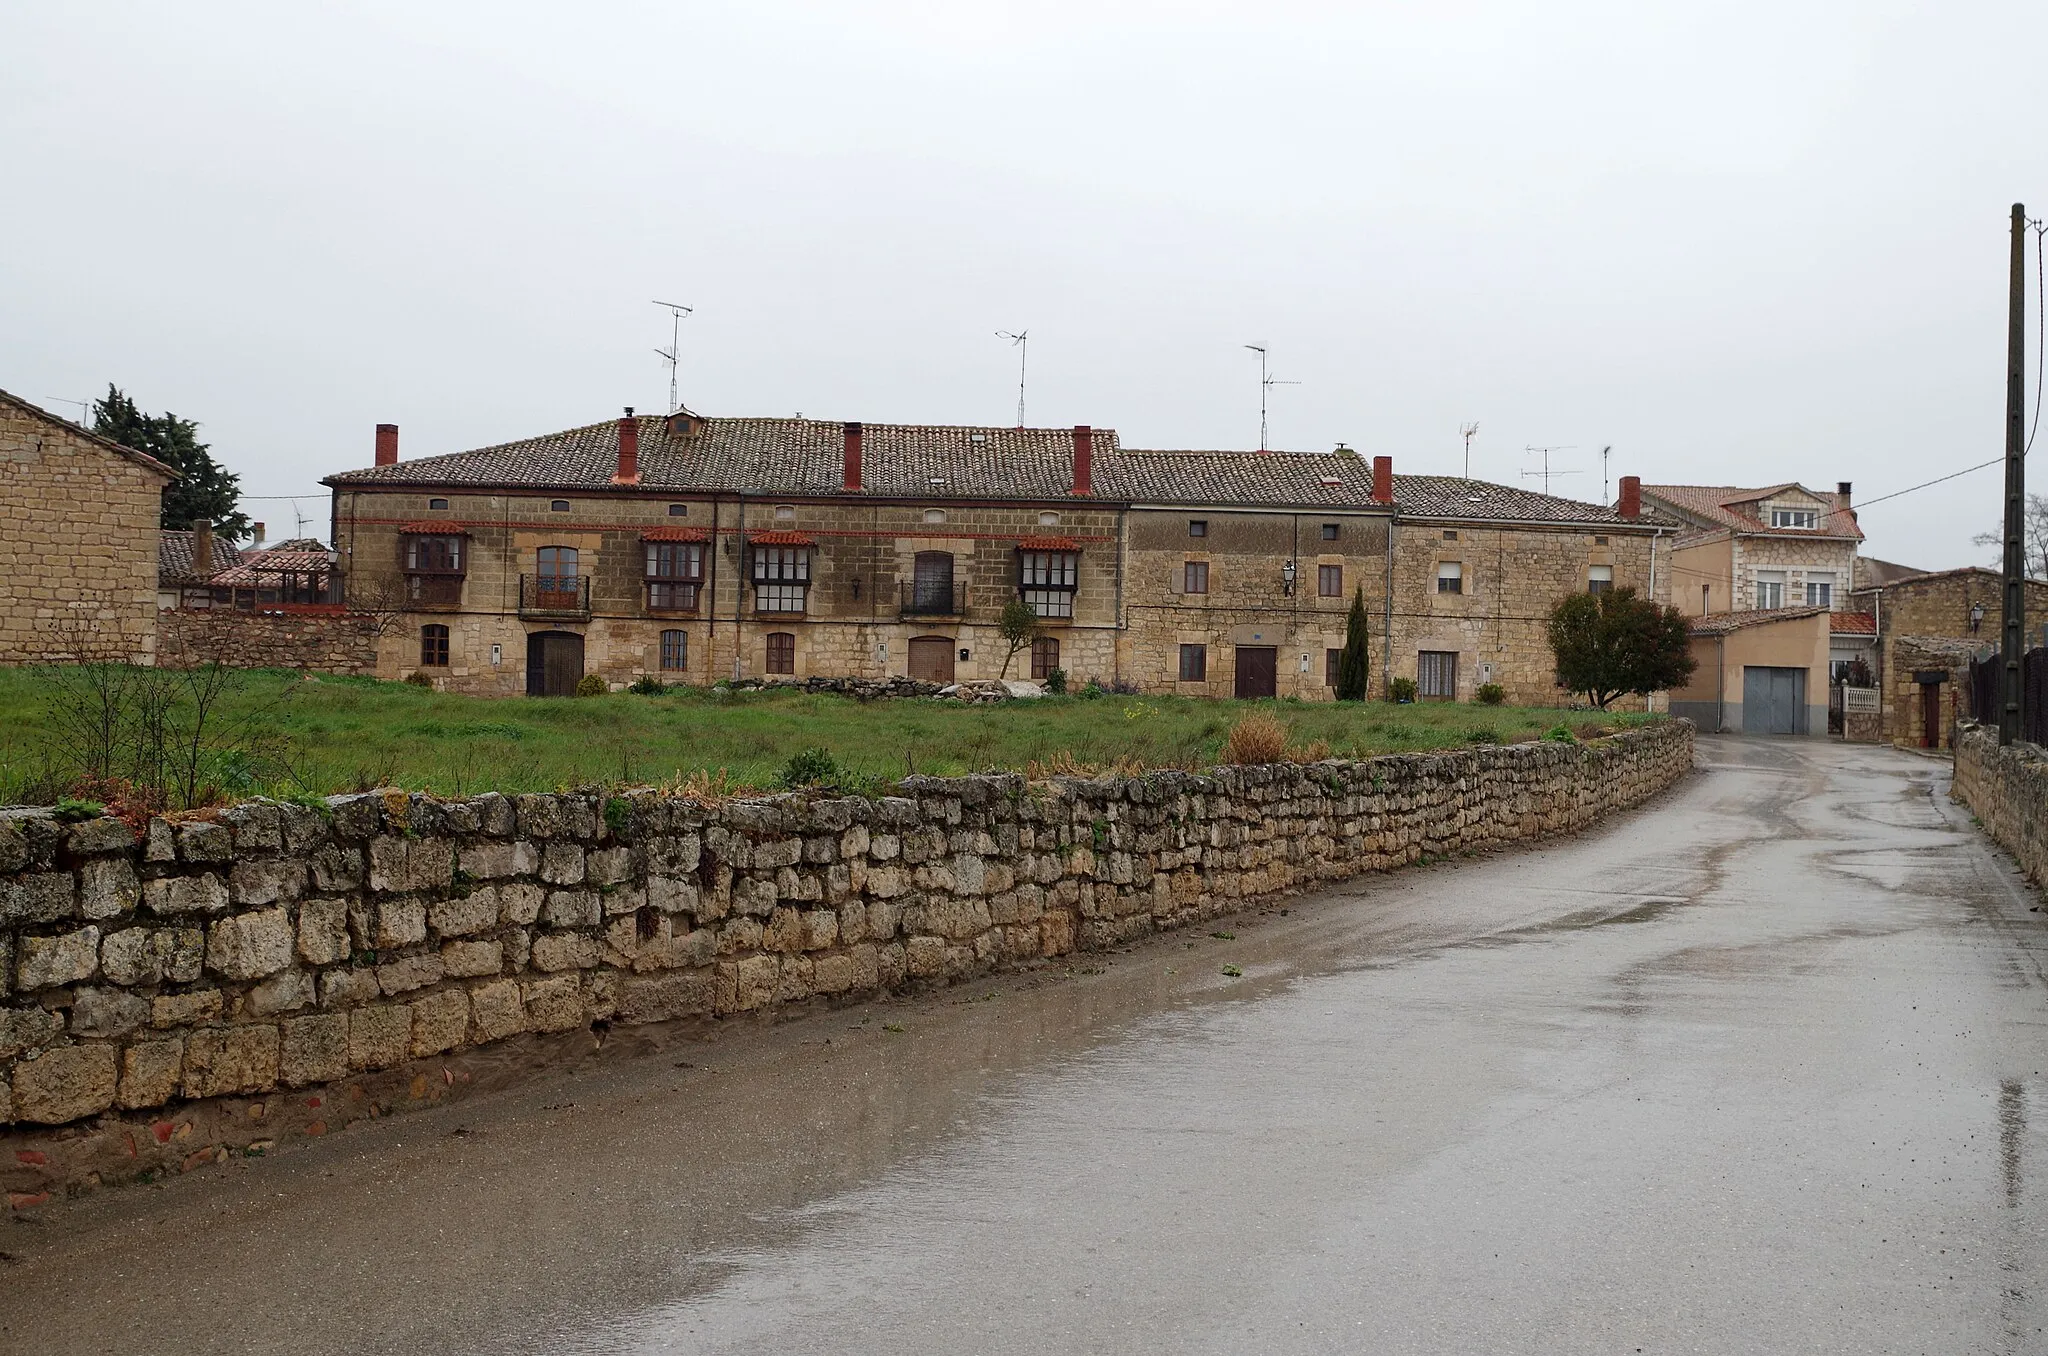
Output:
[
  {"xmin": 1687, "ymin": 606, "xmax": 1828, "ymax": 636},
  {"xmin": 397, "ymin": 520, "xmax": 470, "ymax": 535},
  {"xmin": 326, "ymin": 413, "xmax": 1667, "ymax": 527},
  {"xmin": 747, "ymin": 530, "xmax": 815, "ymax": 547},
  {"xmin": 210, "ymin": 544, "xmax": 334, "ymax": 588},
  {"xmin": 640, "ymin": 526, "xmax": 708, "ymax": 542},
  {"xmin": 1017, "ymin": 536, "xmax": 1079, "ymax": 551},
  {"xmin": 158, "ymin": 530, "xmax": 245, "ymax": 584},
  {"xmin": 1830, "ymin": 611, "xmax": 1878, "ymax": 635},
  {"xmin": 1640, "ymin": 483, "xmax": 1862, "ymax": 543}
]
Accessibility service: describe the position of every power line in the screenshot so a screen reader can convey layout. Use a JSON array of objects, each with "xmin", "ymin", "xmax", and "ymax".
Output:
[{"xmin": 1855, "ymin": 458, "xmax": 2005, "ymax": 510}]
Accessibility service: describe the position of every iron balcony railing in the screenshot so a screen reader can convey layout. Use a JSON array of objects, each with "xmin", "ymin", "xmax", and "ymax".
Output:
[
  {"xmin": 519, "ymin": 573, "xmax": 591, "ymax": 618},
  {"xmin": 900, "ymin": 581, "xmax": 967, "ymax": 616}
]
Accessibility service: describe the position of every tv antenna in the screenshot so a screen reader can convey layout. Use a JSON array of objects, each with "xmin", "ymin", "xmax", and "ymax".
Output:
[
  {"xmin": 1244, "ymin": 344, "xmax": 1300, "ymax": 452},
  {"xmin": 996, "ymin": 330, "xmax": 1028, "ymax": 426},
  {"xmin": 1599, "ymin": 445, "xmax": 1613, "ymax": 503},
  {"xmin": 1460, "ymin": 422, "xmax": 1480, "ymax": 479},
  {"xmin": 1521, "ymin": 445, "xmax": 1581, "ymax": 496},
  {"xmin": 44, "ymin": 396, "xmax": 93, "ymax": 425},
  {"xmin": 651, "ymin": 300, "xmax": 693, "ymax": 412}
]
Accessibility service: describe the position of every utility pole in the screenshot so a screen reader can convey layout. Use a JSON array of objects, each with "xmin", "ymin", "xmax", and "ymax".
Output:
[{"xmin": 1999, "ymin": 203, "xmax": 2028, "ymax": 746}]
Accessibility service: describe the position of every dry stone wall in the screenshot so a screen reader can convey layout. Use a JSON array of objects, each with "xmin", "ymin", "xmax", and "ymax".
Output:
[
  {"xmin": 0, "ymin": 721, "xmax": 1692, "ymax": 1190},
  {"xmin": 157, "ymin": 607, "xmax": 383, "ymax": 675},
  {"xmin": 1954, "ymin": 723, "xmax": 2048, "ymax": 890}
]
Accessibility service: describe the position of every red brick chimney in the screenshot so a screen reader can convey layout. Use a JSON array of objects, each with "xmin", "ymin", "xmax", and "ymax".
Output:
[
  {"xmin": 1071, "ymin": 425, "xmax": 1093, "ymax": 497},
  {"xmin": 843, "ymin": 421, "xmax": 863, "ymax": 492},
  {"xmin": 1618, "ymin": 475, "xmax": 1641, "ymax": 519},
  {"xmin": 192, "ymin": 519, "xmax": 213, "ymax": 576},
  {"xmin": 613, "ymin": 407, "xmax": 639, "ymax": 485},
  {"xmin": 374, "ymin": 423, "xmax": 398, "ymax": 467},
  {"xmin": 1371, "ymin": 455, "xmax": 1393, "ymax": 505}
]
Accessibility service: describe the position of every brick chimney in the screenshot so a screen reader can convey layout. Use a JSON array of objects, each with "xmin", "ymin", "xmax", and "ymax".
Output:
[
  {"xmin": 1618, "ymin": 475, "xmax": 1642, "ymax": 519},
  {"xmin": 192, "ymin": 519, "xmax": 213, "ymax": 576},
  {"xmin": 613, "ymin": 407, "xmax": 639, "ymax": 485},
  {"xmin": 1071, "ymin": 425, "xmax": 1093, "ymax": 497},
  {"xmin": 843, "ymin": 421, "xmax": 863, "ymax": 492},
  {"xmin": 1370, "ymin": 455, "xmax": 1393, "ymax": 505},
  {"xmin": 1837, "ymin": 480, "xmax": 1852, "ymax": 506},
  {"xmin": 252, "ymin": 522, "xmax": 266, "ymax": 546},
  {"xmin": 374, "ymin": 423, "xmax": 398, "ymax": 467}
]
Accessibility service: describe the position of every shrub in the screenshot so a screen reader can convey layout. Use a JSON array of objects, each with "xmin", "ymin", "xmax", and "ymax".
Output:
[
  {"xmin": 574, "ymin": 674, "xmax": 607, "ymax": 698},
  {"xmin": 1044, "ymin": 667, "xmax": 1068, "ymax": 695},
  {"xmin": 627, "ymin": 674, "xmax": 665, "ymax": 696},
  {"xmin": 1080, "ymin": 680, "xmax": 1105, "ymax": 700},
  {"xmin": 52, "ymin": 797, "xmax": 105, "ymax": 823},
  {"xmin": 403, "ymin": 671, "xmax": 434, "ymax": 688},
  {"xmin": 1542, "ymin": 723, "xmax": 1577, "ymax": 743},
  {"xmin": 1388, "ymin": 677, "xmax": 1418, "ymax": 703},
  {"xmin": 1223, "ymin": 712, "xmax": 1291, "ymax": 764},
  {"xmin": 1465, "ymin": 727, "xmax": 1500, "ymax": 744},
  {"xmin": 1475, "ymin": 683, "xmax": 1506, "ymax": 706},
  {"xmin": 777, "ymin": 746, "xmax": 839, "ymax": 788}
]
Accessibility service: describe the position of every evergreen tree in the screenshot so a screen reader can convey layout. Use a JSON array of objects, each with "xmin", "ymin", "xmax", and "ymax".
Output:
[
  {"xmin": 1546, "ymin": 586, "xmax": 1696, "ymax": 708},
  {"xmin": 1335, "ymin": 586, "xmax": 1372, "ymax": 700},
  {"xmin": 92, "ymin": 384, "xmax": 251, "ymax": 541}
]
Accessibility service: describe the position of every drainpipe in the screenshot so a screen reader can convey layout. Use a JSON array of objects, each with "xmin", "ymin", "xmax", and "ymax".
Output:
[
  {"xmin": 732, "ymin": 490, "xmax": 746, "ymax": 681},
  {"xmin": 1381, "ymin": 508, "xmax": 1397, "ymax": 698},
  {"xmin": 1716, "ymin": 634, "xmax": 1727, "ymax": 733}
]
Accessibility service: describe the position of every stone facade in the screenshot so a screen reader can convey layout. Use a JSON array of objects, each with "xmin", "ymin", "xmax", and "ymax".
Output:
[
  {"xmin": 1953, "ymin": 722, "xmax": 2048, "ymax": 892},
  {"xmin": 0, "ymin": 721, "xmax": 1693, "ymax": 1194},
  {"xmin": 0, "ymin": 392, "xmax": 172, "ymax": 665},
  {"xmin": 157, "ymin": 607, "xmax": 383, "ymax": 675},
  {"xmin": 1849, "ymin": 569, "xmax": 2048, "ymax": 749}
]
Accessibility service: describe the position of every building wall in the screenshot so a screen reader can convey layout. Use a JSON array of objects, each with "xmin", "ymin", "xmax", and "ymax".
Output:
[
  {"xmin": 1669, "ymin": 612, "xmax": 1831, "ymax": 735},
  {"xmin": 1728, "ymin": 535, "xmax": 1858, "ymax": 612},
  {"xmin": 1852, "ymin": 573, "xmax": 2048, "ymax": 748},
  {"xmin": 1879, "ymin": 636, "xmax": 1980, "ymax": 751},
  {"xmin": 0, "ymin": 400, "xmax": 168, "ymax": 665},
  {"xmin": 1670, "ymin": 537, "xmax": 1733, "ymax": 617},
  {"xmin": 1953, "ymin": 722, "xmax": 2048, "ymax": 893}
]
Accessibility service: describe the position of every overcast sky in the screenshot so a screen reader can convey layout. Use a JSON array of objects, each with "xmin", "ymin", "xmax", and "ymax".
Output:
[{"xmin": 4, "ymin": 1, "xmax": 2041, "ymax": 565}]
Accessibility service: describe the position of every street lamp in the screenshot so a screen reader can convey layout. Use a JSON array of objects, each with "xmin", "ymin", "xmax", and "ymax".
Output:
[
  {"xmin": 1281, "ymin": 560, "xmax": 1296, "ymax": 596},
  {"xmin": 1970, "ymin": 602, "xmax": 1985, "ymax": 633}
]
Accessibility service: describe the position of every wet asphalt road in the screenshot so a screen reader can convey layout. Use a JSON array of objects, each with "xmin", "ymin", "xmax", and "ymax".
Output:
[{"xmin": 5, "ymin": 735, "xmax": 2047, "ymax": 1355}]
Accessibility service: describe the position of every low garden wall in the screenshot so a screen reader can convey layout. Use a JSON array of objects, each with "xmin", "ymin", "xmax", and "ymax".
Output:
[
  {"xmin": 157, "ymin": 607, "xmax": 381, "ymax": 674},
  {"xmin": 1954, "ymin": 722, "xmax": 2048, "ymax": 889},
  {"xmin": 1, "ymin": 719, "xmax": 1693, "ymax": 1202}
]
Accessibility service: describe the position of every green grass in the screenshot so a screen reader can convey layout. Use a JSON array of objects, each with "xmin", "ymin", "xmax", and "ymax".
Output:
[{"xmin": 0, "ymin": 667, "xmax": 1658, "ymax": 804}]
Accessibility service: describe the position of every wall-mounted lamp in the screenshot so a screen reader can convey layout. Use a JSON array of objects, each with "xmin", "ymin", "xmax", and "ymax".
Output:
[
  {"xmin": 1970, "ymin": 601, "xmax": 1985, "ymax": 633},
  {"xmin": 852, "ymin": 578, "xmax": 862, "ymax": 600},
  {"xmin": 1281, "ymin": 559, "xmax": 1297, "ymax": 596}
]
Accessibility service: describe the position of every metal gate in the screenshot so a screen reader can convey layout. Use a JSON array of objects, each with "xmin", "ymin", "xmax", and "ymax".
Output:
[{"xmin": 1741, "ymin": 665, "xmax": 1806, "ymax": 735}]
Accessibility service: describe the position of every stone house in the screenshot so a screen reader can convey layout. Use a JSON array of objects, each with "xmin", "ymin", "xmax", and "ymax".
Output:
[
  {"xmin": 1844, "ymin": 565, "xmax": 2048, "ymax": 749},
  {"xmin": 0, "ymin": 389, "xmax": 175, "ymax": 665},
  {"xmin": 322, "ymin": 409, "xmax": 1671, "ymax": 701},
  {"xmin": 1644, "ymin": 480, "xmax": 1862, "ymax": 619}
]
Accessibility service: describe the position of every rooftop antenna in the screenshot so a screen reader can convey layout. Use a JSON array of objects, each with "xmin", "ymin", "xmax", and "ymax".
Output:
[
  {"xmin": 996, "ymin": 330, "xmax": 1028, "ymax": 427},
  {"xmin": 44, "ymin": 396, "xmax": 93, "ymax": 425},
  {"xmin": 1460, "ymin": 422, "xmax": 1480, "ymax": 479},
  {"xmin": 1600, "ymin": 445, "xmax": 1613, "ymax": 503},
  {"xmin": 1244, "ymin": 344, "xmax": 1300, "ymax": 451},
  {"xmin": 1521, "ymin": 445, "xmax": 1581, "ymax": 497},
  {"xmin": 651, "ymin": 300, "xmax": 693, "ymax": 413}
]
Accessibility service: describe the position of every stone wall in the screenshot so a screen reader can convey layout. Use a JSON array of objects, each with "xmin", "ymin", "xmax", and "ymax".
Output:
[
  {"xmin": 0, "ymin": 393, "xmax": 170, "ymax": 665},
  {"xmin": 0, "ymin": 721, "xmax": 1693, "ymax": 1198},
  {"xmin": 157, "ymin": 607, "xmax": 384, "ymax": 675},
  {"xmin": 1953, "ymin": 722, "xmax": 2048, "ymax": 891}
]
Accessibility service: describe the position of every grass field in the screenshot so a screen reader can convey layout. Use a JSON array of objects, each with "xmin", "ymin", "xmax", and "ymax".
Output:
[{"xmin": 0, "ymin": 666, "xmax": 1654, "ymax": 805}]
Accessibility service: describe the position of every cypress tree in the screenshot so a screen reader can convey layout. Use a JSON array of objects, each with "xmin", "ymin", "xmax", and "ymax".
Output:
[
  {"xmin": 92, "ymin": 384, "xmax": 251, "ymax": 541},
  {"xmin": 1336, "ymin": 586, "xmax": 1372, "ymax": 700}
]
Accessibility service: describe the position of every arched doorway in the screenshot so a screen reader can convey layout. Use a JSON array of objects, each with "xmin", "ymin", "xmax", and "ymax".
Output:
[
  {"xmin": 526, "ymin": 630, "xmax": 585, "ymax": 696},
  {"xmin": 907, "ymin": 636, "xmax": 956, "ymax": 684}
]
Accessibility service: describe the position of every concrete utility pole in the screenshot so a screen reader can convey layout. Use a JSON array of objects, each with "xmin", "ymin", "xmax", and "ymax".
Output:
[{"xmin": 2000, "ymin": 204, "xmax": 2028, "ymax": 746}]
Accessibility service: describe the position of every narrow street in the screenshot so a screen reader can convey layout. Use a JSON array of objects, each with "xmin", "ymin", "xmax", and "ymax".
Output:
[{"xmin": 5, "ymin": 735, "xmax": 2045, "ymax": 1355}]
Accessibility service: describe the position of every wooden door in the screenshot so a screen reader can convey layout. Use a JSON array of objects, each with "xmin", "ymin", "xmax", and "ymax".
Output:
[
  {"xmin": 525, "ymin": 631, "xmax": 584, "ymax": 696},
  {"xmin": 908, "ymin": 636, "xmax": 956, "ymax": 684},
  {"xmin": 1919, "ymin": 681, "xmax": 1941, "ymax": 749},
  {"xmin": 1233, "ymin": 646, "xmax": 1277, "ymax": 699},
  {"xmin": 536, "ymin": 546, "xmax": 579, "ymax": 611}
]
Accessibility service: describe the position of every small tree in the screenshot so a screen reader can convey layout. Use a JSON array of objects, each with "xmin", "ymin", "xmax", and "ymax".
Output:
[
  {"xmin": 1546, "ymin": 586, "xmax": 1696, "ymax": 709},
  {"xmin": 1335, "ymin": 586, "xmax": 1371, "ymax": 700},
  {"xmin": 995, "ymin": 599, "xmax": 1043, "ymax": 679},
  {"xmin": 93, "ymin": 384, "xmax": 252, "ymax": 541}
]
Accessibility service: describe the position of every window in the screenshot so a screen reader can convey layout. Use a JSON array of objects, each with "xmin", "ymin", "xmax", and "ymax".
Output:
[
  {"xmin": 419, "ymin": 625, "xmax": 449, "ymax": 667},
  {"xmin": 1325, "ymin": 648, "xmax": 1341, "ymax": 688},
  {"xmin": 1182, "ymin": 560, "xmax": 1210, "ymax": 594},
  {"xmin": 1771, "ymin": 508, "xmax": 1818, "ymax": 529},
  {"xmin": 427, "ymin": 497, "xmax": 449, "ymax": 511},
  {"xmin": 1593, "ymin": 535, "xmax": 1609, "ymax": 546},
  {"xmin": 774, "ymin": 505, "xmax": 796, "ymax": 522},
  {"xmin": 1805, "ymin": 574, "xmax": 1834, "ymax": 607},
  {"xmin": 908, "ymin": 552, "xmax": 956, "ymax": 614},
  {"xmin": 1031, "ymin": 636, "xmax": 1059, "ymax": 680},
  {"xmin": 923, "ymin": 508, "xmax": 947, "ymax": 525},
  {"xmin": 646, "ymin": 542, "xmax": 704, "ymax": 612},
  {"xmin": 1178, "ymin": 644, "xmax": 1207, "ymax": 681},
  {"xmin": 550, "ymin": 500, "xmax": 570, "ymax": 513},
  {"xmin": 765, "ymin": 632, "xmax": 795, "ymax": 674},
  {"xmin": 1436, "ymin": 561, "xmax": 1464, "ymax": 595},
  {"xmin": 1418, "ymin": 650, "xmax": 1458, "ymax": 700},
  {"xmin": 1755, "ymin": 570, "xmax": 1785, "ymax": 609},
  {"xmin": 1587, "ymin": 564, "xmax": 1613, "ymax": 594},
  {"xmin": 1442, "ymin": 530, "xmax": 1458, "ymax": 541},
  {"xmin": 536, "ymin": 546, "xmax": 579, "ymax": 607},
  {"xmin": 1321, "ymin": 523, "xmax": 1339, "ymax": 541},
  {"xmin": 1039, "ymin": 512, "xmax": 1061, "ymax": 527},
  {"xmin": 1188, "ymin": 520, "xmax": 1208, "ymax": 538},
  {"xmin": 403, "ymin": 534, "xmax": 466, "ymax": 604},
  {"xmin": 1318, "ymin": 564, "xmax": 1342, "ymax": 598},
  {"xmin": 1019, "ymin": 549, "xmax": 1079, "ymax": 618},
  {"xmin": 660, "ymin": 630, "xmax": 687, "ymax": 671},
  {"xmin": 753, "ymin": 547, "xmax": 811, "ymax": 613},
  {"xmin": 667, "ymin": 503, "xmax": 688, "ymax": 516}
]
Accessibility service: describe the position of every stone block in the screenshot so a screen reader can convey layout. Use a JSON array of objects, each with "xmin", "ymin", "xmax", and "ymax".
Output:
[
  {"xmin": 248, "ymin": 968, "xmax": 314, "ymax": 1016},
  {"xmin": 142, "ymin": 872, "xmax": 229, "ymax": 917},
  {"xmin": 802, "ymin": 909, "xmax": 839, "ymax": 950},
  {"xmin": 182, "ymin": 1024, "xmax": 280, "ymax": 1098},
  {"xmin": 376, "ymin": 953, "xmax": 444, "ymax": 994},
  {"xmin": 498, "ymin": 882, "xmax": 545, "ymax": 925},
  {"xmin": 617, "ymin": 971, "xmax": 714, "ymax": 1024},
  {"xmin": 531, "ymin": 933, "xmax": 601, "ymax": 972},
  {"xmin": 441, "ymin": 939, "xmax": 503, "ymax": 978},
  {"xmin": 176, "ymin": 821, "xmax": 233, "ymax": 863},
  {"xmin": 735, "ymin": 955, "xmax": 778, "ymax": 1010},
  {"xmin": 469, "ymin": 979, "xmax": 527, "ymax": 1041},
  {"xmin": 374, "ymin": 898, "xmax": 428, "ymax": 949},
  {"xmin": 206, "ymin": 908, "xmax": 294, "ymax": 980},
  {"xmin": 647, "ymin": 875, "xmax": 698, "ymax": 915},
  {"xmin": 0, "ymin": 1007, "xmax": 63, "ymax": 1059},
  {"xmin": 368, "ymin": 835, "xmax": 452, "ymax": 893},
  {"xmin": 522, "ymin": 975, "xmax": 585, "ymax": 1032},
  {"xmin": 2, "ymin": 871, "xmax": 76, "ymax": 925},
  {"xmin": 348, "ymin": 1004, "xmax": 413, "ymax": 1070},
  {"xmin": 229, "ymin": 857, "xmax": 307, "ymax": 906},
  {"xmin": 543, "ymin": 889, "xmax": 601, "ymax": 928},
  {"xmin": 64, "ymin": 816, "xmax": 135, "ymax": 856},
  {"xmin": 297, "ymin": 898, "xmax": 351, "ymax": 966},
  {"xmin": 279, "ymin": 1013, "xmax": 348, "ymax": 1086},
  {"xmin": 142, "ymin": 817, "xmax": 176, "ymax": 864},
  {"xmin": 70, "ymin": 986, "xmax": 149, "ymax": 1038},
  {"xmin": 540, "ymin": 842, "xmax": 586, "ymax": 885},
  {"xmin": 905, "ymin": 936, "xmax": 947, "ymax": 977},
  {"xmin": 762, "ymin": 907, "xmax": 804, "ymax": 954},
  {"xmin": 151, "ymin": 989, "xmax": 223, "ymax": 1028},
  {"xmin": 117, "ymin": 1038, "xmax": 184, "ymax": 1109},
  {"xmin": 18, "ymin": 926, "xmax": 99, "ymax": 990},
  {"xmin": 319, "ymin": 968, "xmax": 380, "ymax": 1009},
  {"xmin": 646, "ymin": 834, "xmax": 699, "ymax": 876},
  {"xmin": 12, "ymin": 1045, "xmax": 118, "ymax": 1124},
  {"xmin": 0, "ymin": 817, "xmax": 28, "ymax": 874},
  {"xmin": 587, "ymin": 846, "xmax": 632, "ymax": 886},
  {"xmin": 429, "ymin": 889, "xmax": 498, "ymax": 938},
  {"xmin": 310, "ymin": 845, "xmax": 364, "ymax": 891},
  {"xmin": 410, "ymin": 989, "xmax": 470, "ymax": 1056},
  {"xmin": 813, "ymin": 953, "xmax": 855, "ymax": 994},
  {"xmin": 78, "ymin": 858, "xmax": 140, "ymax": 919}
]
